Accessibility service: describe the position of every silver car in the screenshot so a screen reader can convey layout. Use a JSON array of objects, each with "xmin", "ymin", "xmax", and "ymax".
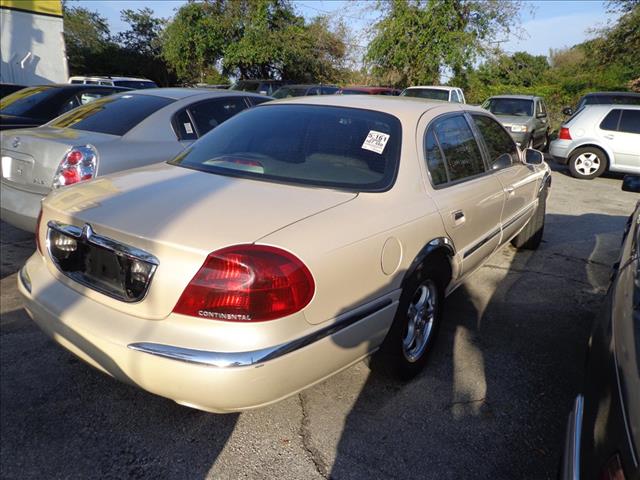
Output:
[
  {"xmin": 550, "ymin": 105, "xmax": 640, "ymax": 179},
  {"xmin": 1, "ymin": 88, "xmax": 269, "ymax": 231}
]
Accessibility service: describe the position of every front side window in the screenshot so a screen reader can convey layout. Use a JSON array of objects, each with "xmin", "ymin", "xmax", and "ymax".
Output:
[
  {"xmin": 188, "ymin": 97, "xmax": 248, "ymax": 136},
  {"xmin": 472, "ymin": 114, "xmax": 518, "ymax": 170},
  {"xmin": 171, "ymin": 104, "xmax": 402, "ymax": 192},
  {"xmin": 432, "ymin": 114, "xmax": 486, "ymax": 182},
  {"xmin": 600, "ymin": 109, "xmax": 621, "ymax": 131},
  {"xmin": 49, "ymin": 94, "xmax": 174, "ymax": 136},
  {"xmin": 619, "ymin": 110, "xmax": 640, "ymax": 134}
]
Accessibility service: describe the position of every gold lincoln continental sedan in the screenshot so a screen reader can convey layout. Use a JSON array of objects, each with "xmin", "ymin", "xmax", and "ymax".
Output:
[{"xmin": 18, "ymin": 96, "xmax": 550, "ymax": 413}]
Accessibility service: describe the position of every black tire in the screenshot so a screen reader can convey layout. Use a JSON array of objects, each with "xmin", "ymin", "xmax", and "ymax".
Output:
[
  {"xmin": 568, "ymin": 146, "xmax": 607, "ymax": 180},
  {"xmin": 371, "ymin": 258, "xmax": 448, "ymax": 380},
  {"xmin": 511, "ymin": 185, "xmax": 547, "ymax": 250},
  {"xmin": 526, "ymin": 135, "xmax": 534, "ymax": 149},
  {"xmin": 541, "ymin": 131, "xmax": 550, "ymax": 152}
]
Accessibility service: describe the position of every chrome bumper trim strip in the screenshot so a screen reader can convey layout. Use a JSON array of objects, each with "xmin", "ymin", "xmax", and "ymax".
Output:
[{"xmin": 128, "ymin": 298, "xmax": 394, "ymax": 368}]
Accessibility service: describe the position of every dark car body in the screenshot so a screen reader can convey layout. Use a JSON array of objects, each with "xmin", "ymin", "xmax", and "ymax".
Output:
[
  {"xmin": 272, "ymin": 84, "xmax": 339, "ymax": 99},
  {"xmin": 564, "ymin": 92, "xmax": 640, "ymax": 116},
  {"xmin": 0, "ymin": 83, "xmax": 26, "ymax": 99},
  {"xmin": 0, "ymin": 84, "xmax": 128, "ymax": 130},
  {"xmin": 336, "ymin": 86, "xmax": 401, "ymax": 96},
  {"xmin": 561, "ymin": 175, "xmax": 640, "ymax": 480}
]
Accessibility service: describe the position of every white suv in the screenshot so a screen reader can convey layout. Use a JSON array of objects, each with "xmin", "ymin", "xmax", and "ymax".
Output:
[
  {"xmin": 68, "ymin": 76, "xmax": 157, "ymax": 89},
  {"xmin": 550, "ymin": 105, "xmax": 640, "ymax": 179}
]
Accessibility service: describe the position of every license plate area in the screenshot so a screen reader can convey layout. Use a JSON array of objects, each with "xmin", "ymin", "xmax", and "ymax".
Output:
[{"xmin": 47, "ymin": 221, "xmax": 159, "ymax": 303}]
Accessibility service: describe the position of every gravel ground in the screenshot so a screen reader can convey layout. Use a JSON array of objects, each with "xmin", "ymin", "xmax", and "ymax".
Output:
[{"xmin": 1, "ymin": 164, "xmax": 638, "ymax": 479}]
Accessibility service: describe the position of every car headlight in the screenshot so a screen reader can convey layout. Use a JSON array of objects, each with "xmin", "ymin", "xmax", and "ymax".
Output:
[{"xmin": 511, "ymin": 125, "xmax": 528, "ymax": 133}]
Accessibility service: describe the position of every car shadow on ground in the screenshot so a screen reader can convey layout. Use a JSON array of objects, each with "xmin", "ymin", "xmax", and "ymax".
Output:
[{"xmin": 321, "ymin": 212, "xmax": 626, "ymax": 479}]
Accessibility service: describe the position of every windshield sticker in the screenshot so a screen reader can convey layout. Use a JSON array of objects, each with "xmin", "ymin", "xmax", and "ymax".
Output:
[
  {"xmin": 362, "ymin": 130, "xmax": 390, "ymax": 154},
  {"xmin": 184, "ymin": 123, "xmax": 193, "ymax": 134}
]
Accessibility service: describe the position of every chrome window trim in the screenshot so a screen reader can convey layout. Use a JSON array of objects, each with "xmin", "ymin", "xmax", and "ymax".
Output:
[{"xmin": 46, "ymin": 221, "xmax": 159, "ymax": 303}]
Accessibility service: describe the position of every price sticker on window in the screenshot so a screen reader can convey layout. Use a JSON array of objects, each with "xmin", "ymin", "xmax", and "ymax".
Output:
[{"xmin": 362, "ymin": 130, "xmax": 390, "ymax": 154}]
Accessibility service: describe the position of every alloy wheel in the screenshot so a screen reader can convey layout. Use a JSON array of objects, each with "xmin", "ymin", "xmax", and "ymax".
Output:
[
  {"xmin": 574, "ymin": 153, "xmax": 601, "ymax": 176},
  {"xmin": 402, "ymin": 280, "xmax": 438, "ymax": 363}
]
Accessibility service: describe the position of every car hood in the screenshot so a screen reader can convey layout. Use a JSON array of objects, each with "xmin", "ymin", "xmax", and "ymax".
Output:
[
  {"xmin": 493, "ymin": 115, "xmax": 533, "ymax": 126},
  {"xmin": 42, "ymin": 162, "xmax": 357, "ymax": 318}
]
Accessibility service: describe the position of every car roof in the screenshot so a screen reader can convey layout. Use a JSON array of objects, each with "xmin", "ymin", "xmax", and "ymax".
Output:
[
  {"xmin": 69, "ymin": 76, "xmax": 153, "ymax": 82},
  {"xmin": 124, "ymin": 87, "xmax": 266, "ymax": 100},
  {"xmin": 581, "ymin": 104, "xmax": 640, "ymax": 111},
  {"xmin": 22, "ymin": 84, "xmax": 129, "ymax": 91},
  {"xmin": 266, "ymin": 94, "xmax": 479, "ymax": 121},
  {"xmin": 405, "ymin": 86, "xmax": 460, "ymax": 92},
  {"xmin": 583, "ymin": 91, "xmax": 640, "ymax": 97},
  {"xmin": 279, "ymin": 84, "xmax": 337, "ymax": 89},
  {"xmin": 489, "ymin": 94, "xmax": 539, "ymax": 100}
]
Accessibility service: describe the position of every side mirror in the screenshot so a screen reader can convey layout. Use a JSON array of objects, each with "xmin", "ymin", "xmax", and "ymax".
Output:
[
  {"xmin": 622, "ymin": 174, "xmax": 640, "ymax": 193},
  {"xmin": 562, "ymin": 107, "xmax": 573, "ymax": 116},
  {"xmin": 524, "ymin": 148, "xmax": 544, "ymax": 165}
]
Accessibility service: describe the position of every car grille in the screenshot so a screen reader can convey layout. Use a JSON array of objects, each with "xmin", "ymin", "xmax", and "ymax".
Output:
[{"xmin": 46, "ymin": 221, "xmax": 159, "ymax": 302}]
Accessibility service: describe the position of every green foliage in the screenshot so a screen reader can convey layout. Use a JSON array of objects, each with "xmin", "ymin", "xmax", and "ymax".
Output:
[
  {"xmin": 161, "ymin": 0, "xmax": 347, "ymax": 84},
  {"xmin": 365, "ymin": 0, "xmax": 523, "ymax": 87},
  {"xmin": 63, "ymin": 4, "xmax": 176, "ymax": 85}
]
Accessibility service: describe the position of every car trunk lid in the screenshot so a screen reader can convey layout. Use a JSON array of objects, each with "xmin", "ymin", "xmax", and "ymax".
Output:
[
  {"xmin": 0, "ymin": 127, "xmax": 118, "ymax": 194},
  {"xmin": 41, "ymin": 162, "xmax": 357, "ymax": 318}
]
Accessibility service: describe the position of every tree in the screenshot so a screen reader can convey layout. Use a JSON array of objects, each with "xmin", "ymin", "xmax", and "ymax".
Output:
[
  {"xmin": 116, "ymin": 8, "xmax": 166, "ymax": 57},
  {"xmin": 475, "ymin": 51, "xmax": 549, "ymax": 87},
  {"xmin": 63, "ymin": 4, "xmax": 112, "ymax": 74},
  {"xmin": 161, "ymin": 0, "xmax": 347, "ymax": 84},
  {"xmin": 365, "ymin": 0, "xmax": 523, "ymax": 87}
]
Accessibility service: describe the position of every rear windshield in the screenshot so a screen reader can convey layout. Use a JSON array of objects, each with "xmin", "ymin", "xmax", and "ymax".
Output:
[
  {"xmin": 171, "ymin": 104, "xmax": 402, "ymax": 192},
  {"xmin": 401, "ymin": 88, "xmax": 449, "ymax": 101},
  {"xmin": 272, "ymin": 87, "xmax": 308, "ymax": 99},
  {"xmin": 113, "ymin": 80, "xmax": 157, "ymax": 89},
  {"xmin": 340, "ymin": 89, "xmax": 370, "ymax": 95},
  {"xmin": 231, "ymin": 81, "xmax": 261, "ymax": 92},
  {"xmin": 49, "ymin": 93, "xmax": 174, "ymax": 136},
  {"xmin": 484, "ymin": 98, "xmax": 534, "ymax": 117},
  {"xmin": 0, "ymin": 86, "xmax": 57, "ymax": 116}
]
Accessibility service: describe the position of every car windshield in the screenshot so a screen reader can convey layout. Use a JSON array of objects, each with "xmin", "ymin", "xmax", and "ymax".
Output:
[
  {"xmin": 272, "ymin": 87, "xmax": 308, "ymax": 99},
  {"xmin": 113, "ymin": 81, "xmax": 157, "ymax": 89},
  {"xmin": 401, "ymin": 88, "xmax": 449, "ymax": 101},
  {"xmin": 171, "ymin": 104, "xmax": 402, "ymax": 192},
  {"xmin": 49, "ymin": 93, "xmax": 174, "ymax": 136},
  {"xmin": 0, "ymin": 86, "xmax": 57, "ymax": 116},
  {"xmin": 484, "ymin": 98, "xmax": 534, "ymax": 117}
]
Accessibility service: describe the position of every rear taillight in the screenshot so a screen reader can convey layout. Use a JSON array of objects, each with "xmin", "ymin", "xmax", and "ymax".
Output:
[
  {"xmin": 173, "ymin": 245, "xmax": 315, "ymax": 322},
  {"xmin": 35, "ymin": 209, "xmax": 43, "ymax": 254},
  {"xmin": 53, "ymin": 145, "xmax": 97, "ymax": 188},
  {"xmin": 559, "ymin": 127, "xmax": 572, "ymax": 140},
  {"xmin": 600, "ymin": 453, "xmax": 626, "ymax": 480}
]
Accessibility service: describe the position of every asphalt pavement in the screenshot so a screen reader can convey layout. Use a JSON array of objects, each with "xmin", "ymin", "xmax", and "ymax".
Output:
[{"xmin": 1, "ymin": 164, "xmax": 638, "ymax": 479}]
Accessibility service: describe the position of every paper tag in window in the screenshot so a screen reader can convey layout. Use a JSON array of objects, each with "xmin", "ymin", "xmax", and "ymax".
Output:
[
  {"xmin": 362, "ymin": 130, "xmax": 390, "ymax": 154},
  {"xmin": 184, "ymin": 123, "xmax": 193, "ymax": 134}
]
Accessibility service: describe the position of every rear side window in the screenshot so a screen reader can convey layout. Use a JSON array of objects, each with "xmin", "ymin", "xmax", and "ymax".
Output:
[
  {"xmin": 173, "ymin": 109, "xmax": 197, "ymax": 141},
  {"xmin": 619, "ymin": 110, "xmax": 640, "ymax": 134},
  {"xmin": 432, "ymin": 114, "xmax": 486, "ymax": 182},
  {"xmin": 171, "ymin": 104, "xmax": 402, "ymax": 192},
  {"xmin": 600, "ymin": 109, "xmax": 621, "ymax": 131},
  {"xmin": 188, "ymin": 97, "xmax": 248, "ymax": 136},
  {"xmin": 424, "ymin": 128, "xmax": 447, "ymax": 185},
  {"xmin": 471, "ymin": 114, "xmax": 517, "ymax": 170},
  {"xmin": 49, "ymin": 94, "xmax": 174, "ymax": 136}
]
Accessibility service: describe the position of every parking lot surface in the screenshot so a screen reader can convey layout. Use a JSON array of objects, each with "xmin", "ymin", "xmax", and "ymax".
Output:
[{"xmin": 1, "ymin": 165, "xmax": 638, "ymax": 479}]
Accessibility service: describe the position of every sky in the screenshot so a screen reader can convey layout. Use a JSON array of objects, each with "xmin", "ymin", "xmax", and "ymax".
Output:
[{"xmin": 73, "ymin": 0, "xmax": 618, "ymax": 59}]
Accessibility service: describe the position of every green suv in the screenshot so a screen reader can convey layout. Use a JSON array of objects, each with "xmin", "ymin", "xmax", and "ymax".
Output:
[{"xmin": 482, "ymin": 95, "xmax": 550, "ymax": 150}]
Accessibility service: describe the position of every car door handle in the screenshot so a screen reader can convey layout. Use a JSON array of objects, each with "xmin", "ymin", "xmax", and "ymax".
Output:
[
  {"xmin": 603, "ymin": 134, "xmax": 614, "ymax": 140},
  {"xmin": 452, "ymin": 210, "xmax": 465, "ymax": 225},
  {"xmin": 506, "ymin": 186, "xmax": 515, "ymax": 195}
]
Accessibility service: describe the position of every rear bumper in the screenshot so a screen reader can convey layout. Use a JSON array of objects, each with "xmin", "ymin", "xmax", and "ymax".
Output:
[
  {"xmin": 19, "ymin": 254, "xmax": 398, "ymax": 413},
  {"xmin": 0, "ymin": 181, "xmax": 44, "ymax": 232},
  {"xmin": 549, "ymin": 140, "xmax": 571, "ymax": 164},
  {"xmin": 560, "ymin": 395, "xmax": 584, "ymax": 480}
]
